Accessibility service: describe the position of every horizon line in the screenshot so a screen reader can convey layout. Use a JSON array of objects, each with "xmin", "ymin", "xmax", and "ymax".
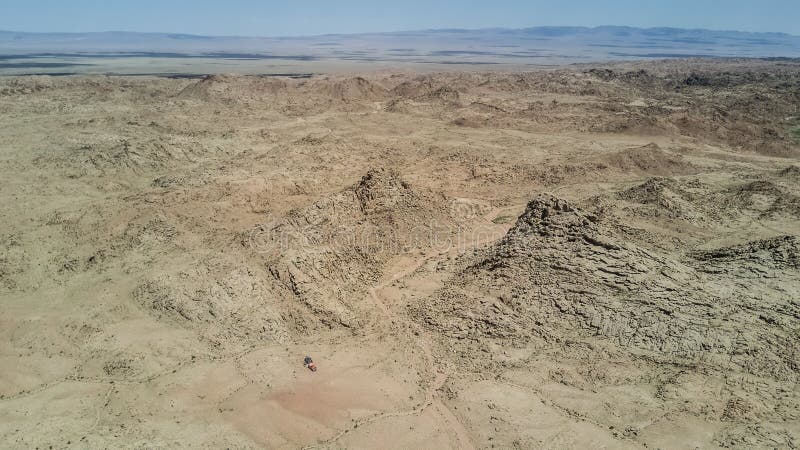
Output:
[{"xmin": 1, "ymin": 24, "xmax": 798, "ymax": 40}]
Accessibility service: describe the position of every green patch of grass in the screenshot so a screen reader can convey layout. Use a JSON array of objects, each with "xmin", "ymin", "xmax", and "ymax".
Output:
[
  {"xmin": 492, "ymin": 215, "xmax": 515, "ymax": 224},
  {"xmin": 792, "ymin": 126, "xmax": 800, "ymax": 140}
]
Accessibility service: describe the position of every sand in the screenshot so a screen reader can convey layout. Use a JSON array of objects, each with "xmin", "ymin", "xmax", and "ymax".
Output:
[{"xmin": 1, "ymin": 59, "xmax": 799, "ymax": 448}]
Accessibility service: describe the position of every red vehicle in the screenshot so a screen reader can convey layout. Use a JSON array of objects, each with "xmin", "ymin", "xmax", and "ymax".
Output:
[{"xmin": 304, "ymin": 356, "xmax": 317, "ymax": 372}]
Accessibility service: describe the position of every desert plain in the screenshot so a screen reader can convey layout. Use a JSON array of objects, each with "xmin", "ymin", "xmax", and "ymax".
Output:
[{"xmin": 1, "ymin": 58, "xmax": 800, "ymax": 448}]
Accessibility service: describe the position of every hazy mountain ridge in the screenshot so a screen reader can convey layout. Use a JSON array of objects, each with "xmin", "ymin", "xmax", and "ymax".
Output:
[
  {"xmin": 1, "ymin": 26, "xmax": 798, "ymax": 54},
  {"xmin": 1, "ymin": 26, "xmax": 798, "ymax": 75}
]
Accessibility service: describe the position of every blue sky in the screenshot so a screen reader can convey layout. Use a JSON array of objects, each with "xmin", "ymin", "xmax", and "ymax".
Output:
[{"xmin": 1, "ymin": 0, "xmax": 798, "ymax": 36}]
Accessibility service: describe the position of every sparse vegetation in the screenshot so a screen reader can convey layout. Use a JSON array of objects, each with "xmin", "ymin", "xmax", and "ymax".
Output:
[
  {"xmin": 791, "ymin": 126, "xmax": 800, "ymax": 142},
  {"xmin": 492, "ymin": 215, "xmax": 515, "ymax": 224}
]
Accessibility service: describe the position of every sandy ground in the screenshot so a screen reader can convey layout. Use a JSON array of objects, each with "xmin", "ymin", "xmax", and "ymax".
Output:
[{"xmin": 1, "ymin": 59, "xmax": 799, "ymax": 448}]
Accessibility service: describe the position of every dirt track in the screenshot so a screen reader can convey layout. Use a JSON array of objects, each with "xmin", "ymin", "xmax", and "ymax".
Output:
[{"xmin": 1, "ymin": 59, "xmax": 799, "ymax": 448}]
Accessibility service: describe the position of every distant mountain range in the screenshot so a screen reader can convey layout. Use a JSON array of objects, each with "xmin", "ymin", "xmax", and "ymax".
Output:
[{"xmin": 1, "ymin": 26, "xmax": 798, "ymax": 75}]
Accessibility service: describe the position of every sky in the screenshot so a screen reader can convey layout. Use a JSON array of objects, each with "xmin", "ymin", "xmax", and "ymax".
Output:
[{"xmin": 1, "ymin": 0, "xmax": 798, "ymax": 36}]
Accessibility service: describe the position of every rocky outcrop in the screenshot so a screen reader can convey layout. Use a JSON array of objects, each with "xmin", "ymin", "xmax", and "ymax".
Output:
[
  {"xmin": 414, "ymin": 194, "xmax": 800, "ymax": 380},
  {"xmin": 261, "ymin": 168, "xmax": 454, "ymax": 328}
]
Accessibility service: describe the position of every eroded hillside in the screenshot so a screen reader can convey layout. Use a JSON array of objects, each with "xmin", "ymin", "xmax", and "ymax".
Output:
[{"xmin": 1, "ymin": 59, "xmax": 799, "ymax": 448}]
